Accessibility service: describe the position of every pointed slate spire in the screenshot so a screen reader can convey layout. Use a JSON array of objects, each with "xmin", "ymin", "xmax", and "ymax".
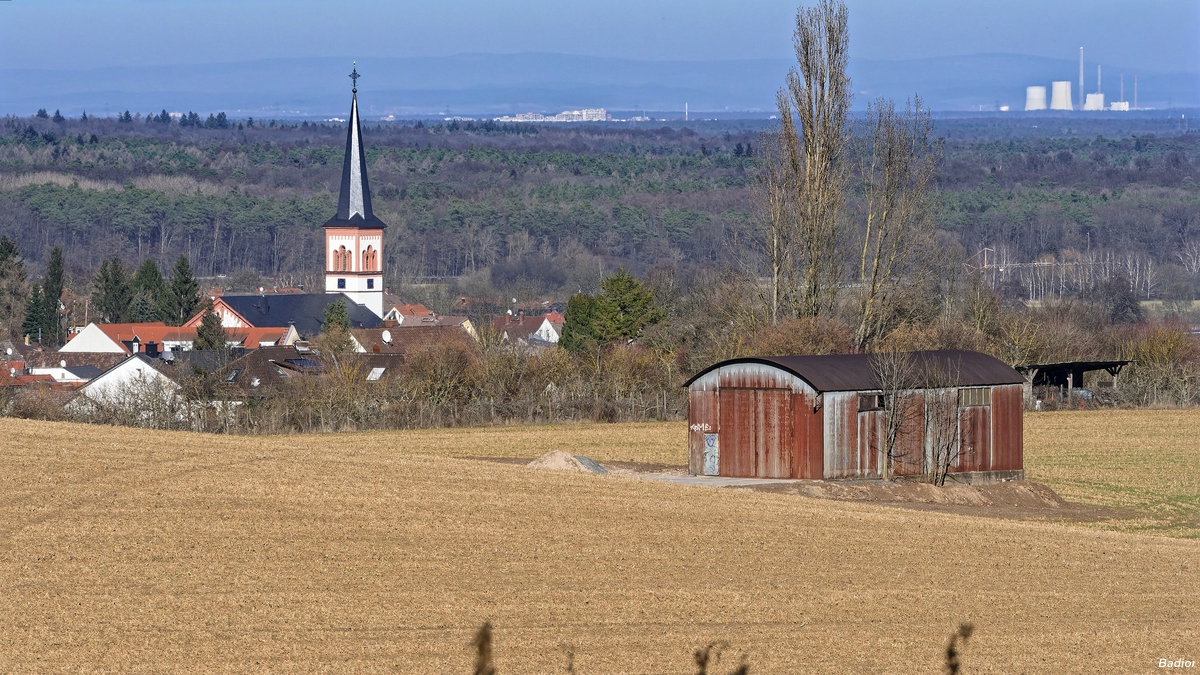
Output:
[{"xmin": 325, "ymin": 63, "xmax": 387, "ymax": 229}]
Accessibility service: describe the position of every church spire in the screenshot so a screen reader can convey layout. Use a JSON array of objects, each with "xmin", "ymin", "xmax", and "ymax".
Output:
[{"xmin": 325, "ymin": 62, "xmax": 386, "ymax": 229}]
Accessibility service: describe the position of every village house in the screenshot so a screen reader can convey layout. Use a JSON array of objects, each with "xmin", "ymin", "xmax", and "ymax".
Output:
[
  {"xmin": 61, "ymin": 322, "xmax": 295, "ymax": 355},
  {"xmin": 492, "ymin": 310, "xmax": 565, "ymax": 346}
]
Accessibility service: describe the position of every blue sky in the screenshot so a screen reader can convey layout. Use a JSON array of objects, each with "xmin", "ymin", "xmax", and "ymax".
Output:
[{"xmin": 2, "ymin": 0, "xmax": 1197, "ymax": 73}]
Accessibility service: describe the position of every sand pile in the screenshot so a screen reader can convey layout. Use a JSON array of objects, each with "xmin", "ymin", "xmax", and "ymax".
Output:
[{"xmin": 527, "ymin": 451, "xmax": 608, "ymax": 475}]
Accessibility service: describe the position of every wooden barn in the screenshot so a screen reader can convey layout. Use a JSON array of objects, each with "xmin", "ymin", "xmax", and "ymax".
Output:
[{"xmin": 684, "ymin": 350, "xmax": 1024, "ymax": 482}]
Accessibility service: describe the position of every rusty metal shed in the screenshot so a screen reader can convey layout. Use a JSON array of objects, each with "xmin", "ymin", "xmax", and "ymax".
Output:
[{"xmin": 684, "ymin": 350, "xmax": 1024, "ymax": 482}]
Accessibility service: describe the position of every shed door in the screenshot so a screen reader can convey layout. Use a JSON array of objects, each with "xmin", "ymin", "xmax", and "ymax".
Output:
[
  {"xmin": 856, "ymin": 409, "xmax": 884, "ymax": 479},
  {"xmin": 756, "ymin": 389, "xmax": 793, "ymax": 478},
  {"xmin": 719, "ymin": 389, "xmax": 756, "ymax": 477},
  {"xmin": 718, "ymin": 388, "xmax": 793, "ymax": 478}
]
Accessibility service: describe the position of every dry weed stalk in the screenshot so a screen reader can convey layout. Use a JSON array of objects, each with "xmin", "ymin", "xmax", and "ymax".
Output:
[
  {"xmin": 942, "ymin": 622, "xmax": 974, "ymax": 675},
  {"xmin": 472, "ymin": 622, "xmax": 496, "ymax": 675}
]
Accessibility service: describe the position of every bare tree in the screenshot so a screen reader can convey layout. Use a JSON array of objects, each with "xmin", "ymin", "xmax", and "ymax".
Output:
[
  {"xmin": 853, "ymin": 96, "xmax": 942, "ymax": 349},
  {"xmin": 920, "ymin": 355, "xmax": 963, "ymax": 486},
  {"xmin": 770, "ymin": 0, "xmax": 852, "ymax": 318},
  {"xmin": 870, "ymin": 349, "xmax": 922, "ymax": 481},
  {"xmin": 754, "ymin": 128, "xmax": 795, "ymax": 324}
]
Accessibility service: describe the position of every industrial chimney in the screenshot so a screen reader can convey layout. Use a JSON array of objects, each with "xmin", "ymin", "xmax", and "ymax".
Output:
[
  {"xmin": 1025, "ymin": 86, "xmax": 1048, "ymax": 111},
  {"xmin": 1085, "ymin": 65, "xmax": 1105, "ymax": 110},
  {"xmin": 1079, "ymin": 48, "xmax": 1084, "ymax": 111},
  {"xmin": 1050, "ymin": 81, "xmax": 1074, "ymax": 110}
]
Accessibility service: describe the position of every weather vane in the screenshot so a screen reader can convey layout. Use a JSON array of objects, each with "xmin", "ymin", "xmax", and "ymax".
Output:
[{"xmin": 350, "ymin": 61, "xmax": 359, "ymax": 93}]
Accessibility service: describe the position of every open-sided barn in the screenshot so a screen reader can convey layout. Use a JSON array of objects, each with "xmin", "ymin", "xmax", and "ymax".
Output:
[{"xmin": 684, "ymin": 350, "xmax": 1024, "ymax": 483}]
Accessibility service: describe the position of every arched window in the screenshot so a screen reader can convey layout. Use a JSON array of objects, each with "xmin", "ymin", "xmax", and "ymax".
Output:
[
  {"xmin": 335, "ymin": 245, "xmax": 349, "ymax": 272},
  {"xmin": 363, "ymin": 245, "xmax": 375, "ymax": 271}
]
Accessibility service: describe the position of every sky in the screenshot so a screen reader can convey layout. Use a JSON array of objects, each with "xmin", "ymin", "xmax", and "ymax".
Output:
[{"xmin": 2, "ymin": 0, "xmax": 1198, "ymax": 73}]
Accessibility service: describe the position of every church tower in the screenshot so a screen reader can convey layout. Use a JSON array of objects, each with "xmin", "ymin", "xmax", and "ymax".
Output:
[{"xmin": 324, "ymin": 63, "xmax": 386, "ymax": 318}]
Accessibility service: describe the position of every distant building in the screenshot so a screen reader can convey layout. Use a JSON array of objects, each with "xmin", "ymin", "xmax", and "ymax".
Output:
[
  {"xmin": 1084, "ymin": 93, "xmax": 1105, "ymax": 111},
  {"xmin": 1025, "ymin": 86, "xmax": 1047, "ymax": 111},
  {"xmin": 1110, "ymin": 101, "xmax": 1130, "ymax": 111},
  {"xmin": 1050, "ymin": 81, "xmax": 1073, "ymax": 110},
  {"xmin": 494, "ymin": 108, "xmax": 609, "ymax": 123}
]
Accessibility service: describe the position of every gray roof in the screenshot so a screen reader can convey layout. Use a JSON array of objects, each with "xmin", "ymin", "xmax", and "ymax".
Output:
[
  {"xmin": 684, "ymin": 350, "xmax": 1024, "ymax": 392},
  {"xmin": 324, "ymin": 86, "xmax": 387, "ymax": 230},
  {"xmin": 64, "ymin": 365, "xmax": 103, "ymax": 379},
  {"xmin": 220, "ymin": 293, "xmax": 380, "ymax": 337}
]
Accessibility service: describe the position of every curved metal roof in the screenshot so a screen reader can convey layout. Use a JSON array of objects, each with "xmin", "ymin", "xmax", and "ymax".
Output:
[{"xmin": 683, "ymin": 350, "xmax": 1024, "ymax": 393}]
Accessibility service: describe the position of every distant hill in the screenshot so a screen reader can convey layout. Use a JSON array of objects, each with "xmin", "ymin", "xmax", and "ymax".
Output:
[{"xmin": 2, "ymin": 52, "xmax": 1195, "ymax": 117}]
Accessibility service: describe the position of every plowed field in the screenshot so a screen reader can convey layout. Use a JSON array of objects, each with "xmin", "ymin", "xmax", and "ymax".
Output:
[{"xmin": 0, "ymin": 414, "xmax": 1196, "ymax": 673}]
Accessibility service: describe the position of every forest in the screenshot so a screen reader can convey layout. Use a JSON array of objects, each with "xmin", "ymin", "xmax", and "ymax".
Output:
[
  {"xmin": 1, "ymin": 104, "xmax": 1200, "ymax": 417},
  {"xmin": 1, "ymin": 112, "xmax": 1197, "ymax": 305}
]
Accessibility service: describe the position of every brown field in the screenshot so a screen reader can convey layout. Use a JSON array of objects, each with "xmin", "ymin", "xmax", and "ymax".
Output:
[{"xmin": 0, "ymin": 413, "xmax": 1197, "ymax": 673}]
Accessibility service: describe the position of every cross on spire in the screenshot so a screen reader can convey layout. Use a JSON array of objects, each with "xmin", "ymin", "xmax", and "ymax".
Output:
[{"xmin": 350, "ymin": 62, "xmax": 359, "ymax": 93}]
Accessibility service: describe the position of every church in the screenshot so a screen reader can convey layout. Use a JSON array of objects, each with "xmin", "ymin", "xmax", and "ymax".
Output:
[{"xmin": 189, "ymin": 65, "xmax": 388, "ymax": 337}]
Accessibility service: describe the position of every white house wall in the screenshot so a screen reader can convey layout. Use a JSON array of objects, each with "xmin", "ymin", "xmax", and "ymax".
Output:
[{"xmin": 59, "ymin": 324, "xmax": 124, "ymax": 353}]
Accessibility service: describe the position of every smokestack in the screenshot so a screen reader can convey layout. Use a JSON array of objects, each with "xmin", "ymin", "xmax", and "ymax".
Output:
[
  {"xmin": 1134, "ymin": 75, "xmax": 1138, "ymax": 109},
  {"xmin": 1079, "ymin": 47, "xmax": 1084, "ymax": 111},
  {"xmin": 1120, "ymin": 73, "xmax": 1124, "ymax": 102},
  {"xmin": 1097, "ymin": 65, "xmax": 1102, "ymax": 94}
]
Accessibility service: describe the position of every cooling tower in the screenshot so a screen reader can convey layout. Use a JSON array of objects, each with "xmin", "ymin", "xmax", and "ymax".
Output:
[
  {"xmin": 1050, "ymin": 81, "xmax": 1073, "ymax": 110},
  {"xmin": 1084, "ymin": 93, "xmax": 1105, "ymax": 111},
  {"xmin": 1025, "ymin": 86, "xmax": 1048, "ymax": 110}
]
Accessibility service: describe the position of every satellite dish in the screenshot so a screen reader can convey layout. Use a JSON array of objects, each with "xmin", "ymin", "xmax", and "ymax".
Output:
[
  {"xmin": 381, "ymin": 330, "xmax": 392, "ymax": 344},
  {"xmin": 5, "ymin": 347, "xmax": 11, "ymax": 355},
  {"xmin": 60, "ymin": 360, "xmax": 66, "ymax": 368}
]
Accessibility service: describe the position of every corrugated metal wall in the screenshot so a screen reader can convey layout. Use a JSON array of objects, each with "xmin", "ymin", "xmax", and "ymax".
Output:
[
  {"xmin": 891, "ymin": 393, "xmax": 926, "ymax": 476},
  {"xmin": 958, "ymin": 405, "xmax": 993, "ymax": 471},
  {"xmin": 792, "ymin": 392, "xmax": 823, "ymax": 479},
  {"xmin": 990, "ymin": 383, "xmax": 1024, "ymax": 471}
]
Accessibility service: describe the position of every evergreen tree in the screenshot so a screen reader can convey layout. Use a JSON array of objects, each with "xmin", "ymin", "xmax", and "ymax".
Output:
[
  {"xmin": 559, "ymin": 292, "xmax": 601, "ymax": 353},
  {"xmin": 192, "ymin": 303, "xmax": 226, "ymax": 350},
  {"xmin": 22, "ymin": 284, "xmax": 45, "ymax": 342},
  {"xmin": 41, "ymin": 247, "xmax": 65, "ymax": 346},
  {"xmin": 92, "ymin": 256, "xmax": 132, "ymax": 323},
  {"xmin": 80, "ymin": 111, "xmax": 88, "ymax": 122},
  {"xmin": 593, "ymin": 269, "xmax": 665, "ymax": 342},
  {"xmin": 35, "ymin": 108, "xmax": 49, "ymax": 119},
  {"xmin": 319, "ymin": 299, "xmax": 354, "ymax": 353},
  {"xmin": 165, "ymin": 255, "xmax": 200, "ymax": 325},
  {"xmin": 131, "ymin": 258, "xmax": 168, "ymax": 321},
  {"xmin": 0, "ymin": 237, "xmax": 29, "ymax": 339},
  {"xmin": 52, "ymin": 109, "xmax": 65, "ymax": 123},
  {"xmin": 129, "ymin": 292, "xmax": 160, "ymax": 323}
]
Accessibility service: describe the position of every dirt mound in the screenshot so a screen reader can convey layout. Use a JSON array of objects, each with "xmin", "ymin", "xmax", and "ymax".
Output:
[
  {"xmin": 799, "ymin": 480, "xmax": 1068, "ymax": 509},
  {"xmin": 527, "ymin": 451, "xmax": 606, "ymax": 474}
]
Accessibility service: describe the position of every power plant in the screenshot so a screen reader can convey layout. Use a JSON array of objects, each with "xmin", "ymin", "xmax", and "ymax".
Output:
[
  {"xmin": 1050, "ymin": 81, "xmax": 1074, "ymax": 110},
  {"xmin": 1025, "ymin": 86, "xmax": 1048, "ymax": 111},
  {"xmin": 1025, "ymin": 47, "xmax": 1133, "ymax": 112}
]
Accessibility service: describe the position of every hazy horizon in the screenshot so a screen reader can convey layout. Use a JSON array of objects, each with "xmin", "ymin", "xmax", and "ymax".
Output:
[{"xmin": 2, "ymin": 0, "xmax": 1197, "ymax": 115}]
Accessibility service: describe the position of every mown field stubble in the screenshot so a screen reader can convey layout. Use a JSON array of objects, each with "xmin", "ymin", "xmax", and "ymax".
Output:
[{"xmin": 0, "ymin": 412, "xmax": 1196, "ymax": 673}]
